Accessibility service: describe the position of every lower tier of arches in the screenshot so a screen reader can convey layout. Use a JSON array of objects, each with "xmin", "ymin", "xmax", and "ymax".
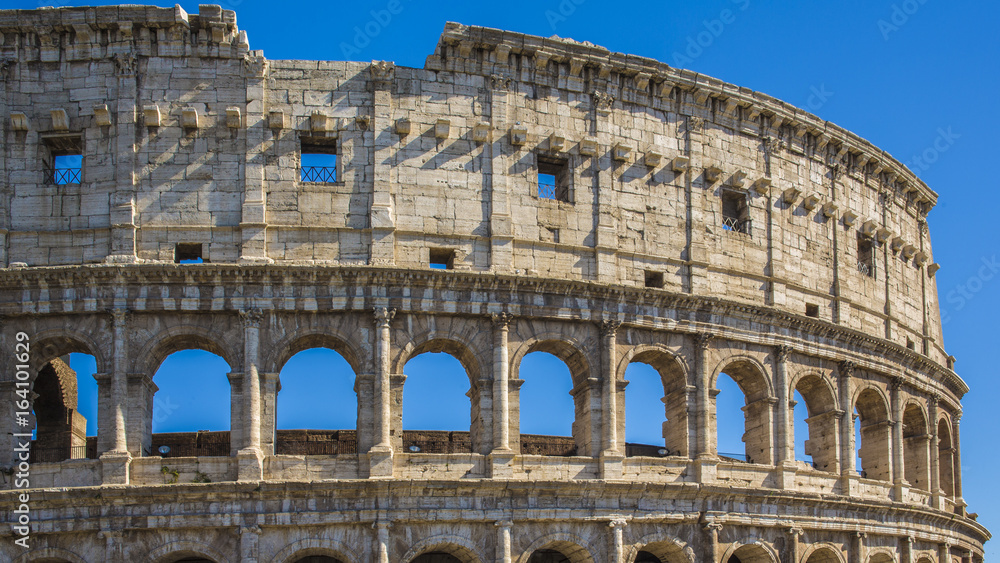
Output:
[{"xmin": 0, "ymin": 480, "xmax": 987, "ymax": 562}]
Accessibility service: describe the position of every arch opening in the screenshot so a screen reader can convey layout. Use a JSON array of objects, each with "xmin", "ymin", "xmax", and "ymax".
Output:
[
  {"xmin": 150, "ymin": 349, "xmax": 232, "ymax": 458},
  {"xmin": 715, "ymin": 360, "xmax": 773, "ymax": 465},
  {"xmin": 518, "ymin": 350, "xmax": 578, "ymax": 456},
  {"xmin": 804, "ymin": 546, "xmax": 843, "ymax": 563},
  {"xmin": 411, "ymin": 554, "xmax": 464, "ymax": 563},
  {"xmin": 402, "ymin": 349, "xmax": 475, "ymax": 454},
  {"xmin": 633, "ymin": 540, "xmax": 689, "ymax": 563},
  {"xmin": 727, "ymin": 543, "xmax": 774, "ymax": 563},
  {"xmin": 291, "ymin": 557, "xmax": 346, "ymax": 563},
  {"xmin": 902, "ymin": 403, "xmax": 930, "ymax": 491},
  {"xmin": 275, "ymin": 347, "xmax": 358, "ymax": 455},
  {"xmin": 31, "ymin": 353, "xmax": 97, "ymax": 463},
  {"xmin": 855, "ymin": 388, "xmax": 891, "ymax": 481},
  {"xmin": 792, "ymin": 374, "xmax": 840, "ymax": 473},
  {"xmin": 624, "ymin": 350, "xmax": 688, "ymax": 457},
  {"xmin": 866, "ymin": 553, "xmax": 895, "ymax": 563},
  {"xmin": 938, "ymin": 418, "xmax": 955, "ymax": 498}
]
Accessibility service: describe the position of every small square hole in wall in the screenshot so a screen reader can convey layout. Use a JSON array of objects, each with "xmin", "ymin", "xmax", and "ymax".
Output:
[
  {"xmin": 429, "ymin": 248, "xmax": 455, "ymax": 270},
  {"xmin": 805, "ymin": 303, "xmax": 819, "ymax": 318},
  {"xmin": 906, "ymin": 338, "xmax": 915, "ymax": 351},
  {"xmin": 175, "ymin": 243, "xmax": 204, "ymax": 264},
  {"xmin": 644, "ymin": 270, "xmax": 664, "ymax": 288}
]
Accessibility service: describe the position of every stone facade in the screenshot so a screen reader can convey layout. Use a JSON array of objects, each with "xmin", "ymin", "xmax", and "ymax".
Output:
[{"xmin": 0, "ymin": 5, "xmax": 988, "ymax": 563}]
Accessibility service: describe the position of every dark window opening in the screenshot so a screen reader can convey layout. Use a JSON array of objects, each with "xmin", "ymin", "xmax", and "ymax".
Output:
[
  {"xmin": 906, "ymin": 338, "xmax": 915, "ymax": 351},
  {"xmin": 175, "ymin": 243, "xmax": 204, "ymax": 264},
  {"xmin": 300, "ymin": 136, "xmax": 338, "ymax": 183},
  {"xmin": 805, "ymin": 303, "xmax": 819, "ymax": 318},
  {"xmin": 429, "ymin": 248, "xmax": 455, "ymax": 270},
  {"xmin": 644, "ymin": 270, "xmax": 664, "ymax": 288},
  {"xmin": 857, "ymin": 234, "xmax": 876, "ymax": 278},
  {"xmin": 721, "ymin": 190, "xmax": 750, "ymax": 235},
  {"xmin": 43, "ymin": 135, "xmax": 83, "ymax": 185},
  {"xmin": 537, "ymin": 154, "xmax": 570, "ymax": 201}
]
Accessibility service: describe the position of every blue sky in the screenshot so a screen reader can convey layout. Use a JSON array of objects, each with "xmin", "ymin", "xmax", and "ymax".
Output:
[{"xmin": 14, "ymin": 0, "xmax": 997, "ymax": 553}]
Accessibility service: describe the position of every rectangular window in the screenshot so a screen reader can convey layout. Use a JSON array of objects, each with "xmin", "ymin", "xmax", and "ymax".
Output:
[
  {"xmin": 429, "ymin": 248, "xmax": 454, "ymax": 270},
  {"xmin": 175, "ymin": 243, "xmax": 204, "ymax": 264},
  {"xmin": 645, "ymin": 270, "xmax": 664, "ymax": 288},
  {"xmin": 806, "ymin": 303, "xmax": 819, "ymax": 318},
  {"xmin": 721, "ymin": 190, "xmax": 750, "ymax": 235},
  {"xmin": 857, "ymin": 235, "xmax": 876, "ymax": 278},
  {"xmin": 537, "ymin": 154, "xmax": 570, "ymax": 202},
  {"xmin": 300, "ymin": 137, "xmax": 338, "ymax": 183},
  {"xmin": 42, "ymin": 135, "xmax": 83, "ymax": 185}
]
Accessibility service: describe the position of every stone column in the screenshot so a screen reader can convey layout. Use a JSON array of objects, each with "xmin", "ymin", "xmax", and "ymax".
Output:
[
  {"xmin": 369, "ymin": 61, "xmax": 396, "ymax": 266},
  {"xmin": 106, "ymin": 51, "xmax": 138, "ymax": 263},
  {"xmin": 952, "ymin": 412, "xmax": 965, "ymax": 514},
  {"xmin": 774, "ymin": 345, "xmax": 795, "ymax": 488},
  {"xmin": 786, "ymin": 528, "xmax": 803, "ymax": 563},
  {"xmin": 490, "ymin": 313, "xmax": 515, "ymax": 478},
  {"xmin": 939, "ymin": 542, "xmax": 951, "ymax": 563},
  {"xmin": 703, "ymin": 522, "xmax": 722, "ymax": 563},
  {"xmin": 849, "ymin": 531, "xmax": 866, "ymax": 563},
  {"xmin": 601, "ymin": 320, "xmax": 624, "ymax": 479},
  {"xmin": 376, "ymin": 521, "xmax": 390, "ymax": 563},
  {"xmin": 127, "ymin": 372, "xmax": 156, "ymax": 458},
  {"xmin": 928, "ymin": 394, "xmax": 942, "ymax": 508},
  {"xmin": 369, "ymin": 307, "xmax": 396, "ymax": 477},
  {"xmin": 240, "ymin": 525, "xmax": 260, "ymax": 563},
  {"xmin": 239, "ymin": 52, "xmax": 272, "ymax": 264},
  {"xmin": 237, "ymin": 308, "xmax": 264, "ymax": 481},
  {"xmin": 495, "ymin": 520, "xmax": 513, "ymax": 563},
  {"xmin": 890, "ymin": 376, "xmax": 908, "ymax": 500},
  {"xmin": 838, "ymin": 361, "xmax": 857, "ymax": 495},
  {"xmin": 608, "ymin": 518, "xmax": 626, "ymax": 563},
  {"xmin": 694, "ymin": 333, "xmax": 717, "ymax": 481},
  {"xmin": 100, "ymin": 308, "xmax": 132, "ymax": 484},
  {"xmin": 0, "ymin": 59, "xmax": 13, "ymax": 266},
  {"xmin": 487, "ymin": 73, "xmax": 514, "ymax": 272},
  {"xmin": 901, "ymin": 535, "xmax": 914, "ymax": 563}
]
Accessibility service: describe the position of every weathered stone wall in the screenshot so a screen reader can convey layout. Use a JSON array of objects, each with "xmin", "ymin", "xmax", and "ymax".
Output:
[{"xmin": 0, "ymin": 5, "xmax": 986, "ymax": 563}]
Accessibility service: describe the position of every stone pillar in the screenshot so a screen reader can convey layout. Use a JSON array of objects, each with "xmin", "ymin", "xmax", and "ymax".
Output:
[
  {"xmin": 786, "ymin": 528, "xmax": 803, "ymax": 563},
  {"xmin": 774, "ymin": 345, "xmax": 795, "ymax": 488},
  {"xmin": 369, "ymin": 61, "xmax": 396, "ymax": 266},
  {"xmin": 239, "ymin": 52, "xmax": 273, "ymax": 264},
  {"xmin": 127, "ymin": 373, "xmax": 156, "ymax": 458},
  {"xmin": 703, "ymin": 522, "xmax": 722, "ymax": 563},
  {"xmin": 685, "ymin": 115, "xmax": 710, "ymax": 294},
  {"xmin": 100, "ymin": 308, "xmax": 132, "ymax": 484},
  {"xmin": 240, "ymin": 525, "xmax": 260, "ymax": 563},
  {"xmin": 939, "ymin": 542, "xmax": 951, "ymax": 563},
  {"xmin": 849, "ymin": 531, "xmax": 866, "ymax": 563},
  {"xmin": 694, "ymin": 333, "xmax": 717, "ymax": 481},
  {"xmin": 237, "ymin": 308, "xmax": 264, "ymax": 481},
  {"xmin": 101, "ymin": 530, "xmax": 124, "ymax": 562},
  {"xmin": 369, "ymin": 306, "xmax": 396, "ymax": 477},
  {"xmin": 0, "ymin": 60, "xmax": 12, "ymax": 266},
  {"xmin": 890, "ymin": 376, "xmax": 908, "ymax": 500},
  {"xmin": 601, "ymin": 320, "xmax": 624, "ymax": 479},
  {"xmin": 105, "ymin": 52, "xmax": 138, "ymax": 263},
  {"xmin": 593, "ymin": 90, "xmax": 618, "ymax": 283},
  {"xmin": 495, "ymin": 520, "xmax": 513, "ymax": 563},
  {"xmin": 608, "ymin": 518, "xmax": 626, "ymax": 563},
  {"xmin": 490, "ymin": 313, "xmax": 515, "ymax": 478},
  {"xmin": 838, "ymin": 361, "xmax": 857, "ymax": 495},
  {"xmin": 376, "ymin": 521, "xmax": 390, "ymax": 563},
  {"xmin": 260, "ymin": 372, "xmax": 279, "ymax": 456},
  {"xmin": 487, "ymin": 74, "xmax": 514, "ymax": 272},
  {"xmin": 928, "ymin": 394, "xmax": 942, "ymax": 508},
  {"xmin": 901, "ymin": 535, "xmax": 914, "ymax": 563},
  {"xmin": 952, "ymin": 412, "xmax": 965, "ymax": 514}
]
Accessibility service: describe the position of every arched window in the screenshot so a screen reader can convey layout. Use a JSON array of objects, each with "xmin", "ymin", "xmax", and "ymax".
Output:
[
  {"xmin": 714, "ymin": 360, "xmax": 772, "ymax": 465},
  {"xmin": 855, "ymin": 388, "xmax": 891, "ymax": 481},
  {"xmin": 518, "ymin": 351, "xmax": 576, "ymax": 456},
  {"xmin": 624, "ymin": 350, "xmax": 688, "ymax": 457},
  {"xmin": 804, "ymin": 547, "xmax": 842, "ymax": 563},
  {"xmin": 403, "ymin": 351, "xmax": 473, "ymax": 453},
  {"xmin": 792, "ymin": 374, "xmax": 840, "ymax": 473},
  {"xmin": 152, "ymin": 349, "xmax": 232, "ymax": 457},
  {"xmin": 276, "ymin": 347, "xmax": 357, "ymax": 455},
  {"xmin": 632, "ymin": 541, "xmax": 689, "ymax": 563},
  {"xmin": 902, "ymin": 403, "xmax": 930, "ymax": 491},
  {"xmin": 726, "ymin": 543, "xmax": 774, "ymax": 563},
  {"xmin": 32, "ymin": 353, "xmax": 97, "ymax": 463}
]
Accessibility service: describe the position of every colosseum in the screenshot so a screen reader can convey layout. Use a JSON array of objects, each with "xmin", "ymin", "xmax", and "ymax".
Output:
[{"xmin": 0, "ymin": 4, "xmax": 988, "ymax": 563}]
